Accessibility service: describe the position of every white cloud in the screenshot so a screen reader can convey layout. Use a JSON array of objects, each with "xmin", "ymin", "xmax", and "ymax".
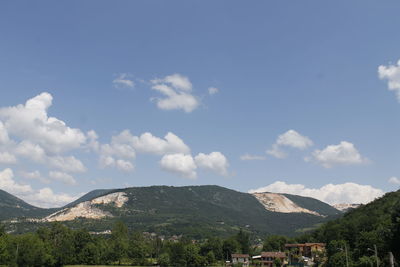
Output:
[
  {"xmin": 378, "ymin": 60, "xmax": 400, "ymax": 101},
  {"xmin": 15, "ymin": 140, "xmax": 47, "ymax": 163},
  {"xmin": 249, "ymin": 181, "xmax": 384, "ymax": 205},
  {"xmin": 151, "ymin": 74, "xmax": 200, "ymax": 112},
  {"xmin": 154, "ymin": 73, "xmax": 193, "ymax": 91},
  {"xmin": 0, "ymin": 92, "xmax": 87, "ymax": 154},
  {"xmin": 20, "ymin": 170, "xmax": 50, "ymax": 184},
  {"xmin": 0, "ymin": 121, "xmax": 10, "ymax": 144},
  {"xmin": 23, "ymin": 187, "xmax": 79, "ymax": 208},
  {"xmin": 194, "ymin": 152, "xmax": 229, "ymax": 176},
  {"xmin": 113, "ymin": 73, "xmax": 135, "ymax": 89},
  {"xmin": 0, "ymin": 168, "xmax": 79, "ymax": 208},
  {"xmin": 115, "ymin": 159, "xmax": 135, "ymax": 172},
  {"xmin": 160, "ymin": 153, "xmax": 197, "ymax": 179},
  {"xmin": 266, "ymin": 144, "xmax": 287, "ymax": 159},
  {"xmin": 276, "ymin": 130, "xmax": 313, "ymax": 149},
  {"xmin": 240, "ymin": 154, "xmax": 266, "ymax": 161},
  {"xmin": 388, "ymin": 176, "xmax": 400, "ymax": 185},
  {"xmin": 49, "ymin": 171, "xmax": 77, "ymax": 185},
  {"xmin": 86, "ymin": 130, "xmax": 100, "ymax": 152},
  {"xmin": 133, "ymin": 132, "xmax": 190, "ymax": 155},
  {"xmin": 0, "ymin": 168, "xmax": 32, "ymax": 194},
  {"xmin": 267, "ymin": 130, "xmax": 313, "ymax": 158},
  {"xmin": 208, "ymin": 87, "xmax": 219, "ymax": 95},
  {"xmin": 48, "ymin": 156, "xmax": 86, "ymax": 173},
  {"xmin": 309, "ymin": 141, "xmax": 367, "ymax": 168},
  {"xmin": 0, "ymin": 152, "xmax": 17, "ymax": 164}
]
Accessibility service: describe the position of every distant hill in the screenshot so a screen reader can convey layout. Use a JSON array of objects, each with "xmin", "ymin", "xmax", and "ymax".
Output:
[
  {"xmin": 2, "ymin": 185, "xmax": 343, "ymax": 238},
  {"xmin": 0, "ymin": 189, "xmax": 55, "ymax": 221}
]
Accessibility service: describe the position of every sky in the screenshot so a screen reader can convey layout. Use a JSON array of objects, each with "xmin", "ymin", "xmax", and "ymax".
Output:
[{"xmin": 1, "ymin": 1, "xmax": 400, "ymax": 208}]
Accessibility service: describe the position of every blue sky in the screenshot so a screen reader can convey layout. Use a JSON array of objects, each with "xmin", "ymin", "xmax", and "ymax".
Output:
[{"xmin": 1, "ymin": 1, "xmax": 400, "ymax": 207}]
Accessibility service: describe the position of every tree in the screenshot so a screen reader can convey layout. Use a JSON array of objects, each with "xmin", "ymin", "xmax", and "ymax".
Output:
[
  {"xmin": 168, "ymin": 242, "xmax": 187, "ymax": 267},
  {"xmin": 355, "ymin": 256, "xmax": 375, "ymax": 267},
  {"xmin": 110, "ymin": 221, "xmax": 129, "ymax": 265},
  {"xmin": 15, "ymin": 233, "xmax": 54, "ymax": 267},
  {"xmin": 47, "ymin": 223, "xmax": 75, "ymax": 265},
  {"xmin": 263, "ymin": 235, "xmax": 289, "ymax": 251},
  {"xmin": 222, "ymin": 237, "xmax": 240, "ymax": 261},
  {"xmin": 236, "ymin": 229, "xmax": 250, "ymax": 254},
  {"xmin": 158, "ymin": 252, "xmax": 170, "ymax": 267},
  {"xmin": 128, "ymin": 231, "xmax": 150, "ymax": 265},
  {"xmin": 80, "ymin": 242, "xmax": 100, "ymax": 265},
  {"xmin": 273, "ymin": 257, "xmax": 282, "ymax": 267},
  {"xmin": 200, "ymin": 237, "xmax": 223, "ymax": 260},
  {"xmin": 0, "ymin": 235, "xmax": 8, "ymax": 265}
]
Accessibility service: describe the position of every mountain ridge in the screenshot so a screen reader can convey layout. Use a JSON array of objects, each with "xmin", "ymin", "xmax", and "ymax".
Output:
[{"xmin": 2, "ymin": 185, "xmax": 344, "ymax": 237}]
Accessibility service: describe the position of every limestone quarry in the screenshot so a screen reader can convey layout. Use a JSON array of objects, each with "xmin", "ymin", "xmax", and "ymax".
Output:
[
  {"xmin": 252, "ymin": 192, "xmax": 321, "ymax": 216},
  {"xmin": 43, "ymin": 192, "xmax": 128, "ymax": 222}
]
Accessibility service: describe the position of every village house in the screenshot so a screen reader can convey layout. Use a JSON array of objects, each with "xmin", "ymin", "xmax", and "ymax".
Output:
[
  {"xmin": 260, "ymin": 251, "xmax": 286, "ymax": 267},
  {"xmin": 285, "ymin": 243, "xmax": 325, "ymax": 263},
  {"xmin": 231, "ymin": 253, "xmax": 250, "ymax": 267}
]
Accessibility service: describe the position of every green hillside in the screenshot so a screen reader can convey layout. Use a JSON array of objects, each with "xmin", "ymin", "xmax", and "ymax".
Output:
[
  {"xmin": 306, "ymin": 189, "xmax": 400, "ymax": 265},
  {"xmin": 0, "ymin": 189, "xmax": 55, "ymax": 220}
]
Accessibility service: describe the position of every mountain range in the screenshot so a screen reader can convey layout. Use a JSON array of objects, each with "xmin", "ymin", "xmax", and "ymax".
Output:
[{"xmin": 1, "ymin": 185, "xmax": 345, "ymax": 238}]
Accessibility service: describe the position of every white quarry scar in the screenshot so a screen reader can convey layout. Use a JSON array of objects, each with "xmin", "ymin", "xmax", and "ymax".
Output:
[
  {"xmin": 252, "ymin": 192, "xmax": 321, "ymax": 216},
  {"xmin": 43, "ymin": 192, "xmax": 129, "ymax": 222}
]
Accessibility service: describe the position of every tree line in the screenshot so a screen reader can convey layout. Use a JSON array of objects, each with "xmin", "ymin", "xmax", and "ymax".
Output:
[{"xmin": 0, "ymin": 222, "xmax": 255, "ymax": 267}]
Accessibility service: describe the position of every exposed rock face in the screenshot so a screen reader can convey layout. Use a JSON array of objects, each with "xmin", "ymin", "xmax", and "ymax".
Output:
[
  {"xmin": 252, "ymin": 192, "xmax": 321, "ymax": 216},
  {"xmin": 90, "ymin": 192, "xmax": 129, "ymax": 208},
  {"xmin": 43, "ymin": 192, "xmax": 128, "ymax": 222},
  {"xmin": 333, "ymin": 203, "xmax": 360, "ymax": 212}
]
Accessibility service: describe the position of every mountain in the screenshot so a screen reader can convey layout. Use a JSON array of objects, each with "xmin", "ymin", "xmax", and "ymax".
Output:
[
  {"xmin": 1, "ymin": 185, "xmax": 347, "ymax": 237},
  {"xmin": 3, "ymin": 185, "xmax": 342, "ymax": 238},
  {"xmin": 0, "ymin": 189, "xmax": 55, "ymax": 221}
]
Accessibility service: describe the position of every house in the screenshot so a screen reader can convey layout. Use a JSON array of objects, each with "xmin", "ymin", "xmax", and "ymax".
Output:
[
  {"xmin": 261, "ymin": 252, "xmax": 286, "ymax": 267},
  {"xmin": 285, "ymin": 243, "xmax": 325, "ymax": 263},
  {"xmin": 231, "ymin": 253, "xmax": 250, "ymax": 267}
]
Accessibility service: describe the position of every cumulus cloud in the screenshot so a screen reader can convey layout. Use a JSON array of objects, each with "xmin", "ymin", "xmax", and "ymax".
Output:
[
  {"xmin": 115, "ymin": 159, "xmax": 135, "ymax": 172},
  {"xmin": 20, "ymin": 170, "xmax": 50, "ymax": 184},
  {"xmin": 308, "ymin": 141, "xmax": 368, "ymax": 168},
  {"xmin": 249, "ymin": 181, "xmax": 384, "ymax": 205},
  {"xmin": 160, "ymin": 153, "xmax": 197, "ymax": 179},
  {"xmin": 15, "ymin": 140, "xmax": 47, "ymax": 163},
  {"xmin": 151, "ymin": 74, "xmax": 200, "ymax": 112},
  {"xmin": 0, "ymin": 92, "xmax": 87, "ymax": 154},
  {"xmin": 266, "ymin": 144, "xmax": 287, "ymax": 159},
  {"xmin": 96, "ymin": 130, "xmax": 191, "ymax": 172},
  {"xmin": 0, "ymin": 152, "xmax": 17, "ymax": 164},
  {"xmin": 133, "ymin": 132, "xmax": 190, "ymax": 155},
  {"xmin": 23, "ymin": 187, "xmax": 79, "ymax": 208},
  {"xmin": 48, "ymin": 155, "xmax": 86, "ymax": 173},
  {"xmin": 49, "ymin": 171, "xmax": 77, "ymax": 185},
  {"xmin": 208, "ymin": 87, "xmax": 219, "ymax": 95},
  {"xmin": 194, "ymin": 152, "xmax": 229, "ymax": 176},
  {"xmin": 388, "ymin": 177, "xmax": 400, "ymax": 185},
  {"xmin": 113, "ymin": 73, "xmax": 135, "ymax": 89},
  {"xmin": 267, "ymin": 130, "xmax": 313, "ymax": 158},
  {"xmin": 0, "ymin": 168, "xmax": 32, "ymax": 194},
  {"xmin": 0, "ymin": 121, "xmax": 10, "ymax": 144},
  {"xmin": 378, "ymin": 60, "xmax": 400, "ymax": 101},
  {"xmin": 240, "ymin": 154, "xmax": 266, "ymax": 161}
]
